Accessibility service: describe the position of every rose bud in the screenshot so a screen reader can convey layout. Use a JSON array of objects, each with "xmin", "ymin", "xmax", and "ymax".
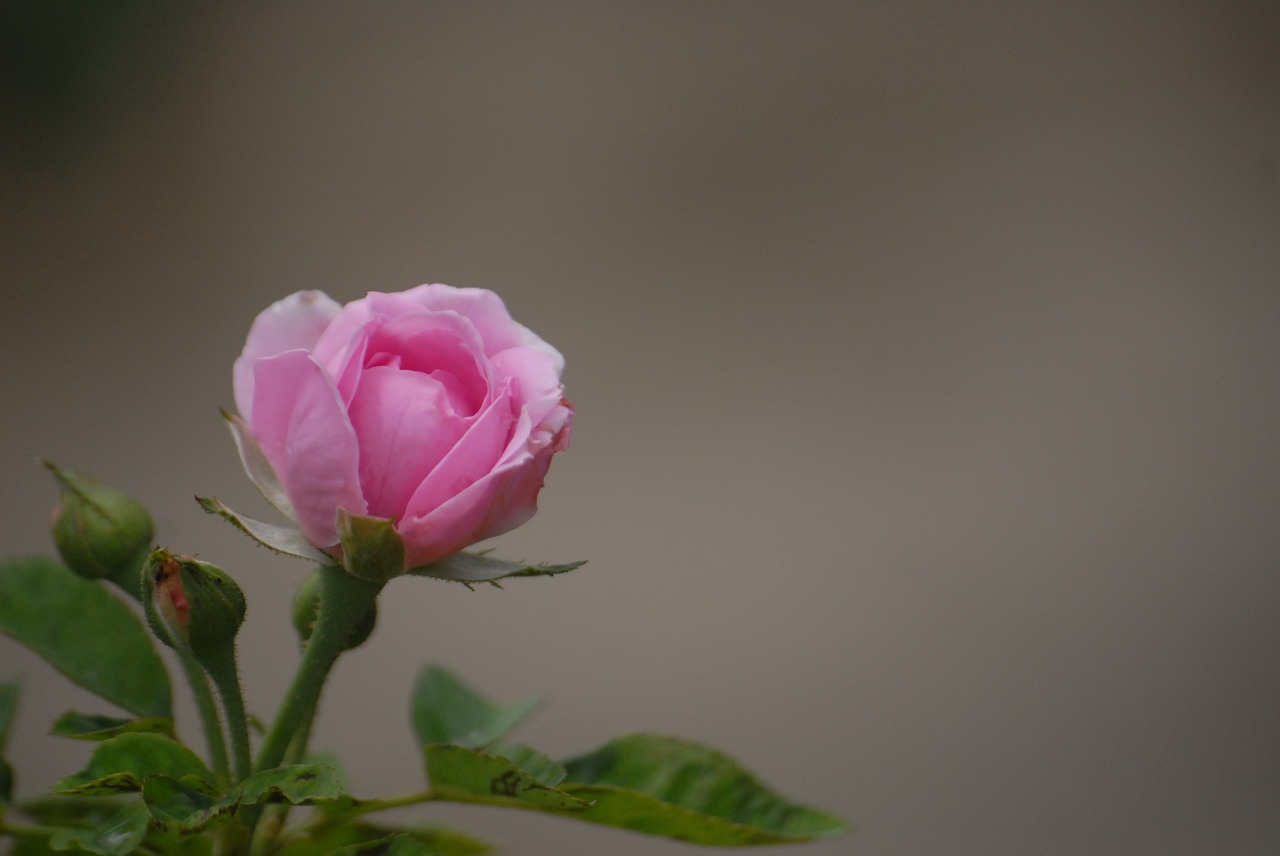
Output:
[
  {"xmin": 46, "ymin": 462, "xmax": 154, "ymax": 597},
  {"xmin": 142, "ymin": 549, "xmax": 245, "ymax": 660},
  {"xmin": 230, "ymin": 286, "xmax": 572, "ymax": 575},
  {"xmin": 291, "ymin": 569, "xmax": 377, "ymax": 651}
]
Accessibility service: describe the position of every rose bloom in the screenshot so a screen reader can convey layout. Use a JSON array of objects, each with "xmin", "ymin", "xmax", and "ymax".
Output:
[{"xmin": 232, "ymin": 286, "xmax": 572, "ymax": 569}]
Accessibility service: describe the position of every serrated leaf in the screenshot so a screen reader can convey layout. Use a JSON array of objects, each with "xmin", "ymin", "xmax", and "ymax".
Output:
[
  {"xmin": 407, "ymin": 552, "xmax": 584, "ymax": 586},
  {"xmin": 0, "ymin": 678, "xmax": 17, "ymax": 802},
  {"xmin": 142, "ymin": 764, "xmax": 343, "ymax": 833},
  {"xmin": 490, "ymin": 744, "xmax": 566, "ymax": 787},
  {"xmin": 411, "ymin": 666, "xmax": 537, "ymax": 749},
  {"xmin": 239, "ymin": 763, "xmax": 344, "ymax": 806},
  {"xmin": 196, "ymin": 496, "xmax": 331, "ymax": 564},
  {"xmin": 423, "ymin": 744, "xmax": 590, "ymax": 811},
  {"xmin": 54, "ymin": 733, "xmax": 215, "ymax": 796},
  {"xmin": 0, "ymin": 556, "xmax": 172, "ymax": 719},
  {"xmin": 51, "ymin": 711, "xmax": 174, "ymax": 741},
  {"xmin": 276, "ymin": 823, "xmax": 491, "ymax": 856},
  {"xmin": 328, "ymin": 834, "xmax": 438, "ymax": 856},
  {"xmin": 140, "ymin": 774, "xmax": 223, "ymax": 832},
  {"xmin": 559, "ymin": 734, "xmax": 847, "ymax": 845},
  {"xmin": 48, "ymin": 799, "xmax": 150, "ymax": 856}
]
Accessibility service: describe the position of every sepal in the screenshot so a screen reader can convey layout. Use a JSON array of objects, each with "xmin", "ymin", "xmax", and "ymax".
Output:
[
  {"xmin": 197, "ymin": 496, "xmax": 331, "ymax": 563},
  {"xmin": 223, "ymin": 410, "xmax": 296, "ymax": 519},
  {"xmin": 408, "ymin": 552, "xmax": 585, "ymax": 587},
  {"xmin": 336, "ymin": 510, "xmax": 405, "ymax": 582}
]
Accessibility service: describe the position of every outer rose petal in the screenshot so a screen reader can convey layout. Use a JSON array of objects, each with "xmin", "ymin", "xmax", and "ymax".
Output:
[
  {"xmin": 248, "ymin": 350, "xmax": 366, "ymax": 548},
  {"xmin": 234, "ymin": 291, "xmax": 342, "ymax": 419},
  {"xmin": 402, "ymin": 284, "xmax": 565, "ymax": 372},
  {"xmin": 397, "ymin": 409, "xmax": 570, "ymax": 568}
]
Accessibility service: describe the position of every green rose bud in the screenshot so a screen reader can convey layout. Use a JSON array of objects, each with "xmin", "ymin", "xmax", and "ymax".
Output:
[
  {"xmin": 143, "ymin": 549, "xmax": 246, "ymax": 661},
  {"xmin": 292, "ymin": 569, "xmax": 377, "ymax": 651},
  {"xmin": 46, "ymin": 462, "xmax": 154, "ymax": 597}
]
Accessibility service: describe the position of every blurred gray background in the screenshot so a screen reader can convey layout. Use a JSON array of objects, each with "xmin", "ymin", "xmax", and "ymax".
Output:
[{"xmin": 2, "ymin": 3, "xmax": 1278, "ymax": 854}]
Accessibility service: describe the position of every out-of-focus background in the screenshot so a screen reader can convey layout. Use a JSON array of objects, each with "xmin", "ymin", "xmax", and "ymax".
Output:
[{"xmin": 2, "ymin": 3, "xmax": 1278, "ymax": 854}]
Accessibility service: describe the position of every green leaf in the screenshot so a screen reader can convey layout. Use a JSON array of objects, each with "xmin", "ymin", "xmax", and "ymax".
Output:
[
  {"xmin": 423, "ymin": 744, "xmax": 590, "ymax": 811},
  {"xmin": 407, "ymin": 552, "xmax": 584, "ymax": 587},
  {"xmin": 0, "ymin": 556, "xmax": 172, "ymax": 719},
  {"xmin": 139, "ymin": 774, "xmax": 222, "ymax": 832},
  {"xmin": 559, "ymin": 734, "xmax": 847, "ymax": 845},
  {"xmin": 196, "ymin": 496, "xmax": 330, "ymax": 564},
  {"xmin": 411, "ymin": 666, "xmax": 538, "ymax": 749},
  {"xmin": 326, "ymin": 834, "xmax": 436, "ymax": 856},
  {"xmin": 51, "ymin": 711, "xmax": 175, "ymax": 741},
  {"xmin": 48, "ymin": 799, "xmax": 150, "ymax": 856},
  {"xmin": 490, "ymin": 744, "xmax": 566, "ymax": 787},
  {"xmin": 142, "ymin": 764, "xmax": 343, "ymax": 833},
  {"xmin": 54, "ymin": 733, "xmax": 215, "ymax": 796},
  {"xmin": 0, "ymin": 678, "xmax": 17, "ymax": 802},
  {"xmin": 276, "ymin": 823, "xmax": 491, "ymax": 856}
]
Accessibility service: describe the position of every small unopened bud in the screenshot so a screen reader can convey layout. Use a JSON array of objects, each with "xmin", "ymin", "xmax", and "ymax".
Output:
[
  {"xmin": 143, "ymin": 550, "xmax": 245, "ymax": 661},
  {"xmin": 46, "ymin": 462, "xmax": 153, "ymax": 594},
  {"xmin": 291, "ymin": 569, "xmax": 377, "ymax": 651}
]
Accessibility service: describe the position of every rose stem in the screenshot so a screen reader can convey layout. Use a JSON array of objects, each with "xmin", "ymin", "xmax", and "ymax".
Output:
[
  {"xmin": 202, "ymin": 644, "xmax": 253, "ymax": 783},
  {"xmin": 177, "ymin": 650, "xmax": 232, "ymax": 782}
]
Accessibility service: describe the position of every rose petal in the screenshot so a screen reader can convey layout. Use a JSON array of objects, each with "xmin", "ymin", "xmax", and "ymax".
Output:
[
  {"xmin": 233, "ymin": 291, "xmax": 342, "ymax": 419},
  {"xmin": 248, "ymin": 351, "xmax": 365, "ymax": 548},
  {"xmin": 367, "ymin": 310, "xmax": 493, "ymax": 417},
  {"xmin": 402, "ymin": 382, "xmax": 514, "ymax": 523},
  {"xmin": 402, "ymin": 284, "xmax": 565, "ymax": 372},
  {"xmin": 348, "ymin": 365, "xmax": 467, "ymax": 520}
]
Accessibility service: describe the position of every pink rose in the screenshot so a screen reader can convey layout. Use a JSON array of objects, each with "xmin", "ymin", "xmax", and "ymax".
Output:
[{"xmin": 230, "ymin": 285, "xmax": 572, "ymax": 571}]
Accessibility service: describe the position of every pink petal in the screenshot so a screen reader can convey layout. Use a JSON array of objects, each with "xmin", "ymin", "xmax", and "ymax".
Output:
[
  {"xmin": 366, "ymin": 310, "xmax": 493, "ymax": 417},
  {"xmin": 398, "ymin": 396, "xmax": 572, "ymax": 568},
  {"xmin": 234, "ymin": 291, "xmax": 341, "ymax": 420},
  {"xmin": 402, "ymin": 284, "xmax": 565, "ymax": 371},
  {"xmin": 249, "ymin": 351, "xmax": 365, "ymax": 548},
  {"xmin": 402, "ymin": 382, "xmax": 514, "ymax": 522},
  {"xmin": 347, "ymin": 365, "xmax": 466, "ymax": 520}
]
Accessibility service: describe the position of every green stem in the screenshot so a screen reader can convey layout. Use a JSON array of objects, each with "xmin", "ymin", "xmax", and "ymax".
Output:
[
  {"xmin": 203, "ymin": 644, "xmax": 253, "ymax": 783},
  {"xmin": 177, "ymin": 649, "xmax": 232, "ymax": 782},
  {"xmin": 254, "ymin": 565, "xmax": 383, "ymax": 773}
]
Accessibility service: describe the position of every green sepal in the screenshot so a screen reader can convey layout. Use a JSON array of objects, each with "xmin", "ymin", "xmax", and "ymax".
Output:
[
  {"xmin": 411, "ymin": 665, "xmax": 538, "ymax": 749},
  {"xmin": 141, "ymin": 764, "xmax": 343, "ymax": 833},
  {"xmin": 0, "ymin": 678, "xmax": 17, "ymax": 803},
  {"xmin": 48, "ymin": 798, "xmax": 150, "ymax": 856},
  {"xmin": 196, "ymin": 496, "xmax": 331, "ymax": 564},
  {"xmin": 408, "ymin": 553, "xmax": 584, "ymax": 587},
  {"xmin": 0, "ymin": 556, "xmax": 172, "ymax": 719},
  {"xmin": 559, "ymin": 734, "xmax": 848, "ymax": 845},
  {"xmin": 423, "ymin": 744, "xmax": 591, "ymax": 811},
  {"xmin": 222, "ymin": 411, "xmax": 296, "ymax": 519},
  {"xmin": 337, "ymin": 510, "xmax": 405, "ymax": 582},
  {"xmin": 53, "ymin": 733, "xmax": 215, "ymax": 796},
  {"xmin": 51, "ymin": 711, "xmax": 175, "ymax": 741}
]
